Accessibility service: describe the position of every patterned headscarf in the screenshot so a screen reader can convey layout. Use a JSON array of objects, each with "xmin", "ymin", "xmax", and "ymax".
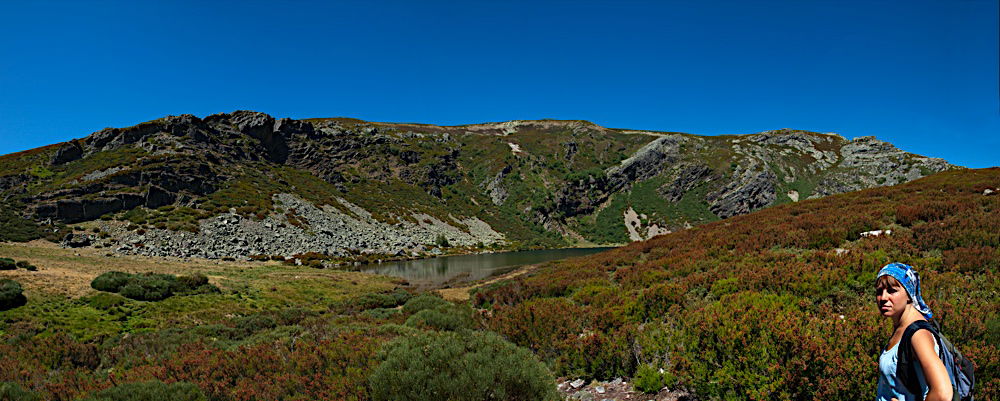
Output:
[{"xmin": 876, "ymin": 262, "xmax": 933, "ymax": 319}]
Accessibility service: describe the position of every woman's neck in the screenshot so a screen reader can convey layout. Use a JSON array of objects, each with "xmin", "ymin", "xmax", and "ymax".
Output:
[{"xmin": 892, "ymin": 305, "xmax": 924, "ymax": 330}]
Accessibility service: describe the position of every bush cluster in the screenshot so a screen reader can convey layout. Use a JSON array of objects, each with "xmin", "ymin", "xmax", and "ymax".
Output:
[
  {"xmin": 0, "ymin": 381, "xmax": 42, "ymax": 401},
  {"xmin": 369, "ymin": 330, "xmax": 559, "ymax": 401},
  {"xmin": 0, "ymin": 279, "xmax": 26, "ymax": 310},
  {"xmin": 81, "ymin": 380, "xmax": 206, "ymax": 401},
  {"xmin": 0, "ymin": 258, "xmax": 36, "ymax": 271},
  {"xmin": 90, "ymin": 271, "xmax": 219, "ymax": 301}
]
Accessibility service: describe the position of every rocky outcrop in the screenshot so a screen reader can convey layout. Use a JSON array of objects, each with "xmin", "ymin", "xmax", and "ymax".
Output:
[
  {"xmin": 483, "ymin": 165, "xmax": 512, "ymax": 205},
  {"xmin": 35, "ymin": 194, "xmax": 145, "ymax": 223},
  {"xmin": 51, "ymin": 141, "xmax": 83, "ymax": 165},
  {"xmin": 661, "ymin": 165, "xmax": 715, "ymax": 202},
  {"xmin": 111, "ymin": 194, "xmax": 504, "ymax": 259},
  {"xmin": 606, "ymin": 135, "xmax": 689, "ymax": 189},
  {"xmin": 707, "ymin": 167, "xmax": 777, "ymax": 219}
]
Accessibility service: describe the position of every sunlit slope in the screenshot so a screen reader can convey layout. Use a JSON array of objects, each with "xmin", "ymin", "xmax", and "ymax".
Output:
[
  {"xmin": 473, "ymin": 168, "xmax": 999, "ymax": 400},
  {"xmin": 0, "ymin": 112, "xmax": 952, "ymax": 258}
]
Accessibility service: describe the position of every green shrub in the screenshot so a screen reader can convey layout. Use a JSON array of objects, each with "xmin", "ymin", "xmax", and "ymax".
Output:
[
  {"xmin": 401, "ymin": 293, "xmax": 450, "ymax": 315},
  {"xmin": 0, "ymin": 382, "xmax": 42, "ymax": 401},
  {"xmin": 81, "ymin": 380, "xmax": 206, "ymax": 401},
  {"xmin": 632, "ymin": 363, "xmax": 674, "ymax": 393},
  {"xmin": 404, "ymin": 304, "xmax": 474, "ymax": 331},
  {"xmin": 363, "ymin": 308, "xmax": 402, "ymax": 320},
  {"xmin": 0, "ymin": 279, "xmax": 26, "ymax": 311},
  {"xmin": 91, "ymin": 271, "xmax": 133, "ymax": 292},
  {"xmin": 369, "ymin": 330, "xmax": 559, "ymax": 401},
  {"xmin": 90, "ymin": 271, "xmax": 219, "ymax": 301},
  {"xmin": 119, "ymin": 274, "xmax": 174, "ymax": 301},
  {"xmin": 435, "ymin": 234, "xmax": 451, "ymax": 247},
  {"xmin": 14, "ymin": 261, "xmax": 35, "ymax": 271},
  {"xmin": 0, "ymin": 258, "xmax": 15, "ymax": 270},
  {"xmin": 234, "ymin": 314, "xmax": 278, "ymax": 336},
  {"xmin": 174, "ymin": 273, "xmax": 208, "ymax": 291}
]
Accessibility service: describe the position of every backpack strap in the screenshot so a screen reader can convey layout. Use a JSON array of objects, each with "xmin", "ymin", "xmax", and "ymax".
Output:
[{"xmin": 897, "ymin": 320, "xmax": 937, "ymax": 396}]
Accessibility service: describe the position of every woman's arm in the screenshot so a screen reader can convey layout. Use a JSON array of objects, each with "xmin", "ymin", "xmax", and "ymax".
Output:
[{"xmin": 911, "ymin": 329, "xmax": 953, "ymax": 401}]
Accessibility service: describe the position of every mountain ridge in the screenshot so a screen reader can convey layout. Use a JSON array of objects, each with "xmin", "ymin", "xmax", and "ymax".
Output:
[{"xmin": 0, "ymin": 111, "xmax": 956, "ymax": 260}]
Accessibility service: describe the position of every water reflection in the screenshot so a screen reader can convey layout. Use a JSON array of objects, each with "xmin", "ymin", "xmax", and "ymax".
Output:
[{"xmin": 363, "ymin": 247, "xmax": 614, "ymax": 287}]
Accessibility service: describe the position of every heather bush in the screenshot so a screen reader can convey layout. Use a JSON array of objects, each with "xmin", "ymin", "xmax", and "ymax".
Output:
[
  {"xmin": 355, "ymin": 289, "xmax": 412, "ymax": 310},
  {"xmin": 362, "ymin": 307, "xmax": 401, "ymax": 320},
  {"xmin": 0, "ymin": 279, "xmax": 26, "ymax": 310},
  {"xmin": 401, "ymin": 292, "xmax": 449, "ymax": 315},
  {"xmin": 90, "ymin": 271, "xmax": 133, "ymax": 292},
  {"xmin": 14, "ymin": 261, "xmax": 36, "ymax": 271},
  {"xmin": 0, "ymin": 382, "xmax": 42, "ymax": 401},
  {"xmin": 81, "ymin": 380, "xmax": 206, "ymax": 401},
  {"xmin": 404, "ymin": 303, "xmax": 474, "ymax": 331},
  {"xmin": 633, "ymin": 363, "xmax": 673, "ymax": 394},
  {"xmin": 90, "ymin": 271, "xmax": 219, "ymax": 301},
  {"xmin": 369, "ymin": 330, "xmax": 560, "ymax": 401},
  {"xmin": 0, "ymin": 258, "xmax": 15, "ymax": 270}
]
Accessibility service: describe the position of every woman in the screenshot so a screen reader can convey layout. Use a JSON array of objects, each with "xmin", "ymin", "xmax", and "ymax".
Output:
[{"xmin": 875, "ymin": 262, "xmax": 953, "ymax": 401}]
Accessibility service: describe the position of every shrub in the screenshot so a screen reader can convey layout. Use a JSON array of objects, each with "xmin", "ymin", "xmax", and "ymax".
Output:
[
  {"xmin": 234, "ymin": 314, "xmax": 278, "ymax": 337},
  {"xmin": 369, "ymin": 330, "xmax": 559, "ymax": 401},
  {"xmin": 15, "ymin": 261, "xmax": 36, "ymax": 271},
  {"xmin": 0, "ymin": 258, "xmax": 15, "ymax": 270},
  {"xmin": 401, "ymin": 293, "xmax": 450, "ymax": 315},
  {"xmin": 633, "ymin": 363, "xmax": 672, "ymax": 394},
  {"xmin": 0, "ymin": 279, "xmax": 27, "ymax": 310},
  {"xmin": 404, "ymin": 304, "xmax": 474, "ymax": 331},
  {"xmin": 90, "ymin": 271, "xmax": 219, "ymax": 301},
  {"xmin": 120, "ymin": 274, "xmax": 174, "ymax": 301},
  {"xmin": 362, "ymin": 308, "xmax": 401, "ymax": 320},
  {"xmin": 81, "ymin": 380, "xmax": 206, "ymax": 401},
  {"xmin": 0, "ymin": 382, "xmax": 42, "ymax": 401},
  {"xmin": 435, "ymin": 234, "xmax": 451, "ymax": 248},
  {"xmin": 91, "ymin": 271, "xmax": 133, "ymax": 292}
]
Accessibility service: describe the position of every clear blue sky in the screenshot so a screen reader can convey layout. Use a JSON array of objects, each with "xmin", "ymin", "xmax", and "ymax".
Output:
[{"xmin": 1, "ymin": 0, "xmax": 997, "ymax": 167}]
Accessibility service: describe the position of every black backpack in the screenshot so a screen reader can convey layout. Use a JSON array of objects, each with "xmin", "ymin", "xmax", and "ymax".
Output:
[{"xmin": 898, "ymin": 320, "xmax": 975, "ymax": 401}]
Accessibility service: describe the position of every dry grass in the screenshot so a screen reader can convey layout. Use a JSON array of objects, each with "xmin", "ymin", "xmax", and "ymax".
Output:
[{"xmin": 0, "ymin": 240, "xmax": 397, "ymax": 300}]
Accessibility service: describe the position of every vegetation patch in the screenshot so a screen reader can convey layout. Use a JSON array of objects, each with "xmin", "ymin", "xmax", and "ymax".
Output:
[
  {"xmin": 0, "ymin": 279, "xmax": 26, "ymax": 311},
  {"xmin": 91, "ymin": 271, "xmax": 220, "ymax": 301},
  {"xmin": 369, "ymin": 330, "xmax": 560, "ymax": 401}
]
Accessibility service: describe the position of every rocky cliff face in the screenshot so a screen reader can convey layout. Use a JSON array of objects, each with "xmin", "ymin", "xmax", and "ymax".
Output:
[{"xmin": 0, "ymin": 113, "xmax": 956, "ymax": 259}]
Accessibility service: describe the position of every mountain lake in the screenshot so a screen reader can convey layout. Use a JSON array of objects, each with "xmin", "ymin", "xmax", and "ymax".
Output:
[{"xmin": 362, "ymin": 247, "xmax": 615, "ymax": 287}]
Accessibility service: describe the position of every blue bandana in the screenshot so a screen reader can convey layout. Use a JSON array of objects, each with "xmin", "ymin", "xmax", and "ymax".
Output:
[{"xmin": 876, "ymin": 262, "xmax": 933, "ymax": 319}]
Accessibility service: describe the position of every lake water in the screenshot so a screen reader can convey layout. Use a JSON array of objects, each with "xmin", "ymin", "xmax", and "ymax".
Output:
[{"xmin": 362, "ymin": 247, "xmax": 615, "ymax": 287}]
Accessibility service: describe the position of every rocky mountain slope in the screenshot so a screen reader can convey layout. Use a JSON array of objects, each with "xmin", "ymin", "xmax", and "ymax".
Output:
[{"xmin": 0, "ymin": 111, "xmax": 955, "ymax": 259}]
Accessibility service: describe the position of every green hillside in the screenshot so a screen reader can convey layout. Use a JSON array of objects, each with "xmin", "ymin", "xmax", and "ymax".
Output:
[{"xmin": 474, "ymin": 168, "xmax": 999, "ymax": 400}]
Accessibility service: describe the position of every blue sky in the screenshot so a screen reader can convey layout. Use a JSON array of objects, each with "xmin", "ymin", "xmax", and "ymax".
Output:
[{"xmin": 1, "ymin": 0, "xmax": 997, "ymax": 167}]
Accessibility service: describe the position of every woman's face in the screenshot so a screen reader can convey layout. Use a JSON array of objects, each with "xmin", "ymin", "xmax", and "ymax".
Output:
[{"xmin": 874, "ymin": 279, "xmax": 910, "ymax": 318}]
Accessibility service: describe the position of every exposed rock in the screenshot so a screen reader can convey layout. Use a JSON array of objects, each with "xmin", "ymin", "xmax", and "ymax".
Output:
[
  {"xmin": 661, "ymin": 164, "xmax": 714, "ymax": 202},
  {"xmin": 606, "ymin": 134, "xmax": 689, "ymax": 188},
  {"xmin": 62, "ymin": 233, "xmax": 92, "ymax": 248},
  {"xmin": 35, "ymin": 194, "xmax": 145, "ymax": 223},
  {"xmin": 483, "ymin": 165, "xmax": 512, "ymax": 206},
  {"xmin": 707, "ymin": 166, "xmax": 777, "ymax": 219},
  {"xmin": 51, "ymin": 141, "xmax": 83, "ymax": 165}
]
